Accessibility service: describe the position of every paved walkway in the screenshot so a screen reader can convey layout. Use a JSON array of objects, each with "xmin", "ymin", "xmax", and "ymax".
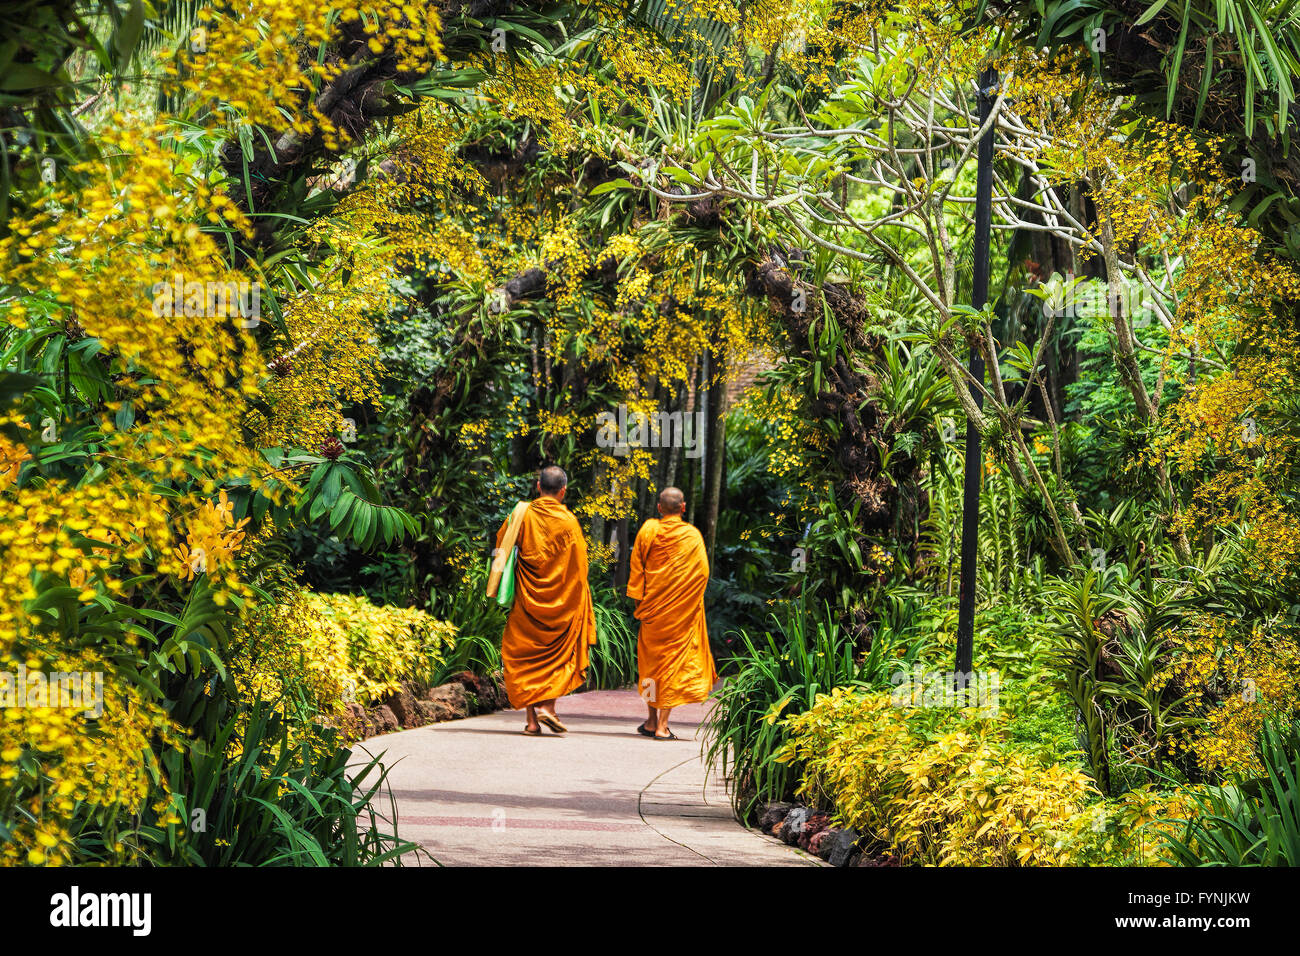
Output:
[{"xmin": 352, "ymin": 689, "xmax": 822, "ymax": 866}]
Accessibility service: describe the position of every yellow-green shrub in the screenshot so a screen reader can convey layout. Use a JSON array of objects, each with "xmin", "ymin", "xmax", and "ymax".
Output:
[
  {"xmin": 310, "ymin": 592, "xmax": 456, "ymax": 703},
  {"xmin": 778, "ymin": 687, "xmax": 1101, "ymax": 865},
  {"xmin": 230, "ymin": 589, "xmax": 456, "ymax": 728}
]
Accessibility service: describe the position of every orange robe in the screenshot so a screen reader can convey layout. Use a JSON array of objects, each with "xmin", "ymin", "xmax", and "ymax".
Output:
[
  {"xmin": 494, "ymin": 496, "xmax": 597, "ymax": 709},
  {"xmin": 627, "ymin": 515, "xmax": 718, "ymax": 709}
]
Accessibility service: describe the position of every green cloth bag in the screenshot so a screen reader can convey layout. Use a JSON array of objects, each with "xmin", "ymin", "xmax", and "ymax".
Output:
[{"xmin": 495, "ymin": 545, "xmax": 519, "ymax": 609}]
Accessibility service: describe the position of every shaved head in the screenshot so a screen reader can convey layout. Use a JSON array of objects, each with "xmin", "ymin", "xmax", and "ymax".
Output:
[
  {"xmin": 538, "ymin": 465, "xmax": 568, "ymax": 495},
  {"xmin": 658, "ymin": 486, "xmax": 685, "ymax": 516}
]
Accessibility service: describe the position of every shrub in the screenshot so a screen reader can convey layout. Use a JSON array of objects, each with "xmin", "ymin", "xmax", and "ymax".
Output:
[
  {"xmin": 1043, "ymin": 567, "xmax": 1196, "ymax": 794},
  {"xmin": 704, "ymin": 597, "xmax": 927, "ymax": 819},
  {"xmin": 230, "ymin": 589, "xmax": 456, "ymax": 730},
  {"xmin": 779, "ymin": 687, "xmax": 1101, "ymax": 865},
  {"xmin": 313, "ymin": 592, "xmax": 456, "ymax": 703}
]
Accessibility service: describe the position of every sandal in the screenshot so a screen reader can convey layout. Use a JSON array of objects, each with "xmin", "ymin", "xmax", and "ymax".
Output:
[
  {"xmin": 654, "ymin": 730, "xmax": 680, "ymax": 741},
  {"xmin": 522, "ymin": 726, "xmax": 542, "ymax": 736},
  {"xmin": 537, "ymin": 711, "xmax": 568, "ymax": 734},
  {"xmin": 636, "ymin": 724, "xmax": 656, "ymax": 737}
]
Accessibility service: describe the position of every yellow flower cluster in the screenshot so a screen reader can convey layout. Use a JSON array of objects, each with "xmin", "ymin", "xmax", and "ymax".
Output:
[
  {"xmin": 0, "ymin": 432, "xmax": 31, "ymax": 491},
  {"xmin": 0, "ymin": 649, "xmax": 181, "ymax": 866},
  {"xmin": 173, "ymin": 490, "xmax": 251, "ymax": 585},
  {"xmin": 1, "ymin": 121, "xmax": 270, "ymax": 608},
  {"xmin": 254, "ymin": 270, "xmax": 388, "ymax": 452},
  {"xmin": 479, "ymin": 62, "xmax": 587, "ymax": 153},
  {"xmin": 328, "ymin": 100, "xmax": 491, "ymax": 283},
  {"xmin": 1168, "ymin": 615, "xmax": 1300, "ymax": 776},
  {"xmin": 572, "ymin": 450, "xmax": 655, "ymax": 524},
  {"xmin": 175, "ymin": 0, "xmax": 444, "ymax": 148},
  {"xmin": 732, "ymin": 387, "xmax": 820, "ymax": 482}
]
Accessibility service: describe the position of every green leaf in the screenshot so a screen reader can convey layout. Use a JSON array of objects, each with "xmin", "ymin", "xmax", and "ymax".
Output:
[{"xmin": 113, "ymin": 0, "xmax": 146, "ymax": 62}]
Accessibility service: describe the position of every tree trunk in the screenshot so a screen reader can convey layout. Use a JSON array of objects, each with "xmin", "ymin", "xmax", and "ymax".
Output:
[
  {"xmin": 614, "ymin": 516, "xmax": 631, "ymax": 590},
  {"xmin": 701, "ymin": 347, "xmax": 729, "ymax": 561},
  {"xmin": 664, "ymin": 379, "xmax": 685, "ymax": 491},
  {"xmin": 590, "ymin": 454, "xmax": 607, "ymax": 564},
  {"xmin": 685, "ymin": 358, "xmax": 703, "ymax": 525},
  {"xmin": 1100, "ymin": 214, "xmax": 1193, "ymax": 563}
]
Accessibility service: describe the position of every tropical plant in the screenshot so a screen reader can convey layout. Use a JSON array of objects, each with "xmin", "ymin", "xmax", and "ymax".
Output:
[
  {"xmin": 1160, "ymin": 720, "xmax": 1300, "ymax": 865},
  {"xmin": 1044, "ymin": 567, "xmax": 1198, "ymax": 794},
  {"xmin": 704, "ymin": 594, "xmax": 930, "ymax": 818},
  {"xmin": 134, "ymin": 699, "xmax": 421, "ymax": 866},
  {"xmin": 587, "ymin": 585, "xmax": 640, "ymax": 690}
]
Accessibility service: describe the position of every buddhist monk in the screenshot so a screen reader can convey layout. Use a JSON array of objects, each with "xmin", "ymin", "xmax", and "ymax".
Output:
[
  {"xmin": 494, "ymin": 465, "xmax": 597, "ymax": 736},
  {"xmin": 626, "ymin": 486, "xmax": 718, "ymax": 740}
]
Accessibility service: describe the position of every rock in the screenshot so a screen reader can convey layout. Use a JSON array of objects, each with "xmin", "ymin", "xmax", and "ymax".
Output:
[
  {"xmin": 341, "ymin": 703, "xmax": 367, "ymax": 739},
  {"xmin": 855, "ymin": 851, "xmax": 900, "ymax": 867},
  {"xmin": 815, "ymin": 827, "xmax": 854, "ymax": 861},
  {"xmin": 827, "ymin": 828, "xmax": 861, "ymax": 867},
  {"xmin": 798, "ymin": 812, "xmax": 830, "ymax": 850},
  {"xmin": 370, "ymin": 704, "xmax": 399, "ymax": 735},
  {"xmin": 758, "ymin": 802, "xmax": 795, "ymax": 834},
  {"xmin": 445, "ymin": 671, "xmax": 495, "ymax": 714},
  {"xmin": 809, "ymin": 829, "xmax": 835, "ymax": 858},
  {"xmin": 384, "ymin": 682, "xmax": 425, "ymax": 728},
  {"xmin": 414, "ymin": 700, "xmax": 445, "ymax": 723},
  {"xmin": 780, "ymin": 807, "xmax": 810, "ymax": 846},
  {"xmin": 472, "ymin": 670, "xmax": 507, "ymax": 712},
  {"xmin": 436, "ymin": 670, "xmax": 508, "ymax": 715},
  {"xmin": 486, "ymin": 675, "xmax": 508, "ymax": 711},
  {"xmin": 422, "ymin": 682, "xmax": 470, "ymax": 720}
]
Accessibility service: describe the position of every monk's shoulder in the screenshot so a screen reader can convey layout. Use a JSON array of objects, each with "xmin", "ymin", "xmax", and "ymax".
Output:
[
  {"xmin": 557, "ymin": 504, "xmax": 583, "ymax": 535},
  {"xmin": 680, "ymin": 520, "xmax": 705, "ymax": 547},
  {"xmin": 548, "ymin": 504, "xmax": 584, "ymax": 549}
]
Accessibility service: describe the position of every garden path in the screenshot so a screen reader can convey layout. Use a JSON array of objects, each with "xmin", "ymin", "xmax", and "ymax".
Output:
[{"xmin": 353, "ymin": 689, "xmax": 823, "ymax": 866}]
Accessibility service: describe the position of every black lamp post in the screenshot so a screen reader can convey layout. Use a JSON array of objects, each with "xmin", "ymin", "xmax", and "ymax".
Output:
[{"xmin": 955, "ymin": 66, "xmax": 998, "ymax": 682}]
